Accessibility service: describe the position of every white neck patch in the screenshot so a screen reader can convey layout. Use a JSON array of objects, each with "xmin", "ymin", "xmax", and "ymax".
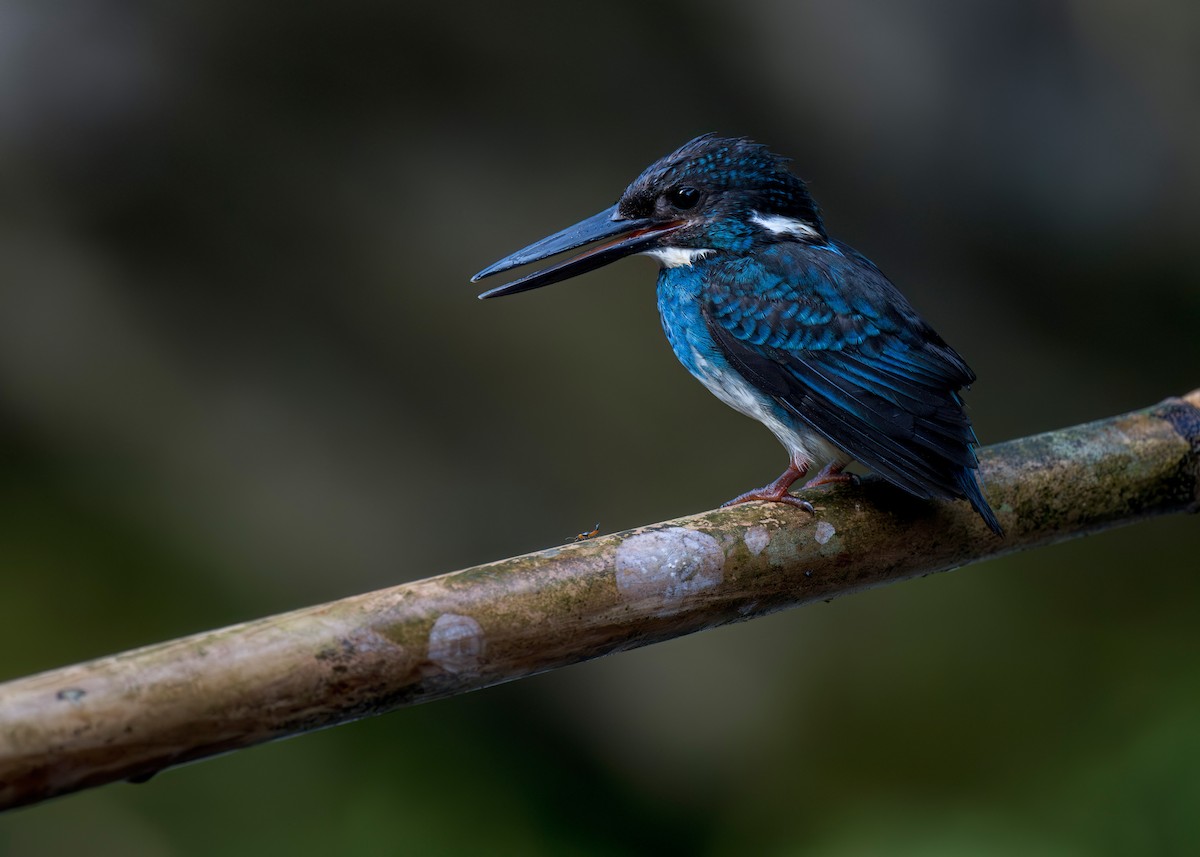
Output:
[
  {"xmin": 644, "ymin": 247, "xmax": 714, "ymax": 268},
  {"xmin": 750, "ymin": 212, "xmax": 821, "ymax": 240}
]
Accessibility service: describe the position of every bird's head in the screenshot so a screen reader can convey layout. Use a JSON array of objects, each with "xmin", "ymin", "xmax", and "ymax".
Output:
[{"xmin": 473, "ymin": 134, "xmax": 825, "ymax": 299}]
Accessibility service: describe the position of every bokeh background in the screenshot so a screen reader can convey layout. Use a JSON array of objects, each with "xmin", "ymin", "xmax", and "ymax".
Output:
[{"xmin": 2, "ymin": 1, "xmax": 1198, "ymax": 854}]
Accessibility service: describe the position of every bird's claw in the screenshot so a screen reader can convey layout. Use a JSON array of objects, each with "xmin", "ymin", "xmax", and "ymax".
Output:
[{"xmin": 777, "ymin": 495, "xmax": 816, "ymax": 513}]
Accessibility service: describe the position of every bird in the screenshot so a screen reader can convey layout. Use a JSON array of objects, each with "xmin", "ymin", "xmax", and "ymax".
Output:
[{"xmin": 471, "ymin": 134, "xmax": 1003, "ymax": 536}]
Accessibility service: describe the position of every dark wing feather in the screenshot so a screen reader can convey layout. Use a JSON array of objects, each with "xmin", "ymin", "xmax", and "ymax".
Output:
[{"xmin": 703, "ymin": 242, "xmax": 1001, "ymax": 532}]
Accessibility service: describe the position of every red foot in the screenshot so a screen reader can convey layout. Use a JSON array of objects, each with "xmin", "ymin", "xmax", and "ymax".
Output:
[
  {"xmin": 801, "ymin": 462, "xmax": 859, "ymax": 490},
  {"xmin": 722, "ymin": 461, "xmax": 815, "ymax": 513}
]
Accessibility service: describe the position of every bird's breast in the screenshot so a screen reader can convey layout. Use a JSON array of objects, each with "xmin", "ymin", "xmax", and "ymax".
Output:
[{"xmin": 655, "ymin": 267, "xmax": 840, "ymax": 467}]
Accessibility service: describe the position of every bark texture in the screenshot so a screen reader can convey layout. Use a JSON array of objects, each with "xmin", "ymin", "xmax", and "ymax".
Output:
[{"xmin": 1, "ymin": 392, "xmax": 1198, "ymax": 811}]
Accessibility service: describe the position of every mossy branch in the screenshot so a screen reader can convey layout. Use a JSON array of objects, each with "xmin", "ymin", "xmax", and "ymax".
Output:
[{"xmin": 1, "ymin": 391, "xmax": 1198, "ymax": 811}]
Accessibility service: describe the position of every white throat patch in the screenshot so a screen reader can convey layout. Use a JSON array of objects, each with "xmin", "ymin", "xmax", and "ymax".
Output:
[
  {"xmin": 750, "ymin": 212, "xmax": 820, "ymax": 240},
  {"xmin": 644, "ymin": 247, "xmax": 714, "ymax": 268}
]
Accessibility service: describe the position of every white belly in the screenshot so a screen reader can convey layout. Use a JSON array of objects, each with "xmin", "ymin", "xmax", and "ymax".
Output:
[{"xmin": 688, "ymin": 347, "xmax": 843, "ymax": 469}]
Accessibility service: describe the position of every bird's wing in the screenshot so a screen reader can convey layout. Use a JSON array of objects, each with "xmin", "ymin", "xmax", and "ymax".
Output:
[{"xmin": 701, "ymin": 242, "xmax": 981, "ymax": 500}]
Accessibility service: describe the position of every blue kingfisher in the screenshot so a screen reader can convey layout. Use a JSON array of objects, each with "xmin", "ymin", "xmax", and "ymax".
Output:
[{"xmin": 472, "ymin": 134, "xmax": 1002, "ymax": 535}]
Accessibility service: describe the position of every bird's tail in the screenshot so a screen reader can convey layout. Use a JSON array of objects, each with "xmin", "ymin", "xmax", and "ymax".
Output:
[{"xmin": 959, "ymin": 468, "xmax": 1004, "ymax": 536}]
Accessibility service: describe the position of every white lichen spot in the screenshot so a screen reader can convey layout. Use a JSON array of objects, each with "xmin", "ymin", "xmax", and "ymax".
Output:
[
  {"xmin": 428, "ymin": 613, "xmax": 485, "ymax": 674},
  {"xmin": 744, "ymin": 525, "xmax": 770, "ymax": 556},
  {"xmin": 614, "ymin": 527, "xmax": 724, "ymax": 612},
  {"xmin": 813, "ymin": 520, "xmax": 837, "ymax": 545}
]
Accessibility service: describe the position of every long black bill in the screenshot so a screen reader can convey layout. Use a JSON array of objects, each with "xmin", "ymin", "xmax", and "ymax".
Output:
[{"xmin": 472, "ymin": 204, "xmax": 684, "ymax": 299}]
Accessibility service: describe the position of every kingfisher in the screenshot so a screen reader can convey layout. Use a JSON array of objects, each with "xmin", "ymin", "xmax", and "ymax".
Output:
[{"xmin": 472, "ymin": 134, "xmax": 1002, "ymax": 535}]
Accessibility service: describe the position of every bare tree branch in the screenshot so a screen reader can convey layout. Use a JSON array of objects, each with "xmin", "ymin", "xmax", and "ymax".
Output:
[{"xmin": 1, "ymin": 391, "xmax": 1198, "ymax": 811}]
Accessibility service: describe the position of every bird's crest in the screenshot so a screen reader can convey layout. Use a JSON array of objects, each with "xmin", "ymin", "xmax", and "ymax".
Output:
[{"xmin": 620, "ymin": 134, "xmax": 824, "ymax": 232}]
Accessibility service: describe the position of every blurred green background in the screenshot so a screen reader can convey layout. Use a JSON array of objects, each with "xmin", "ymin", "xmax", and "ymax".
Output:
[{"xmin": 1, "ymin": 1, "xmax": 1198, "ymax": 854}]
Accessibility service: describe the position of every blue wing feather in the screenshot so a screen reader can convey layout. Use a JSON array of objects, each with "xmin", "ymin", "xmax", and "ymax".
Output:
[{"xmin": 702, "ymin": 241, "xmax": 1001, "ymax": 533}]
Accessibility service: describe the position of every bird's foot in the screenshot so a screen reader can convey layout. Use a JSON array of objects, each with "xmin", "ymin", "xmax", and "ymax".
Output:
[
  {"xmin": 721, "ymin": 461, "xmax": 814, "ymax": 512},
  {"xmin": 722, "ymin": 488, "xmax": 815, "ymax": 513},
  {"xmin": 801, "ymin": 462, "xmax": 858, "ymax": 491}
]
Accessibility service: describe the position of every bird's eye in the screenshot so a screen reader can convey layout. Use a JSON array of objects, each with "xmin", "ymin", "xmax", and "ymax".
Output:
[{"xmin": 666, "ymin": 185, "xmax": 700, "ymax": 210}]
